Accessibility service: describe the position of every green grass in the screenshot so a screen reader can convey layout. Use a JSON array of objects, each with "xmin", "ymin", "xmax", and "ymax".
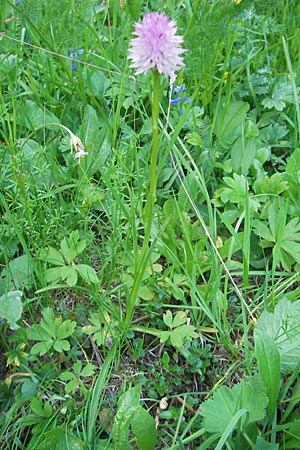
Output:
[{"xmin": 1, "ymin": 0, "xmax": 300, "ymax": 449}]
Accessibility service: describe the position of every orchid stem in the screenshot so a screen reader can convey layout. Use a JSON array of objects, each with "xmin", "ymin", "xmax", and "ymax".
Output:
[{"xmin": 123, "ymin": 70, "xmax": 160, "ymax": 331}]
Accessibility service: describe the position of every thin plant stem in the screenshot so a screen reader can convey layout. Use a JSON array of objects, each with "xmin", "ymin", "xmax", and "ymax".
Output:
[{"xmin": 122, "ymin": 70, "xmax": 160, "ymax": 331}]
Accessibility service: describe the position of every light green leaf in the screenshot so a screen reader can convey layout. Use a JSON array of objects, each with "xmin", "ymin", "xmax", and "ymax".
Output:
[
  {"xmin": 0, "ymin": 290, "xmax": 23, "ymax": 329},
  {"xmin": 39, "ymin": 247, "xmax": 65, "ymax": 266},
  {"xmin": 255, "ymin": 297, "xmax": 300, "ymax": 374},
  {"xmin": 254, "ymin": 329, "xmax": 281, "ymax": 421},
  {"xmin": 75, "ymin": 264, "xmax": 99, "ymax": 284},
  {"xmin": 253, "ymin": 436, "xmax": 279, "ymax": 450},
  {"xmin": 215, "ymin": 101, "xmax": 250, "ymax": 144},
  {"xmin": 159, "ymin": 331, "xmax": 171, "ymax": 343},
  {"xmin": 0, "ymin": 254, "xmax": 33, "ymax": 291},
  {"xmin": 24, "ymin": 100, "xmax": 59, "ymax": 129},
  {"xmin": 80, "ymin": 363, "xmax": 96, "ymax": 377},
  {"xmin": 45, "ymin": 267, "xmax": 66, "ymax": 284},
  {"xmin": 130, "ymin": 405, "xmax": 157, "ymax": 450},
  {"xmin": 163, "ymin": 310, "xmax": 173, "ymax": 328},
  {"xmin": 37, "ymin": 427, "xmax": 87, "ymax": 450},
  {"xmin": 65, "ymin": 379, "xmax": 80, "ymax": 394},
  {"xmin": 252, "ymin": 220, "xmax": 274, "ymax": 242},
  {"xmin": 27, "ymin": 323, "xmax": 53, "ymax": 341},
  {"xmin": 201, "ymin": 379, "xmax": 267, "ymax": 433},
  {"xmin": 53, "ymin": 339, "xmax": 70, "ymax": 352},
  {"xmin": 60, "ymin": 371, "xmax": 76, "ymax": 382},
  {"xmin": 112, "ymin": 385, "xmax": 141, "ymax": 450},
  {"xmin": 57, "ymin": 319, "xmax": 76, "ymax": 339},
  {"xmin": 172, "ymin": 311, "xmax": 188, "ymax": 328},
  {"xmin": 30, "ymin": 341, "xmax": 53, "ymax": 356}
]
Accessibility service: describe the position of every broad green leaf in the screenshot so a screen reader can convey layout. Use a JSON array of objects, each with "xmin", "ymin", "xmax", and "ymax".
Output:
[
  {"xmin": 130, "ymin": 405, "xmax": 157, "ymax": 450},
  {"xmin": 0, "ymin": 290, "xmax": 23, "ymax": 329},
  {"xmin": 75, "ymin": 264, "xmax": 99, "ymax": 284},
  {"xmin": 79, "ymin": 105, "xmax": 111, "ymax": 175},
  {"xmin": 201, "ymin": 379, "xmax": 267, "ymax": 433},
  {"xmin": 220, "ymin": 174, "xmax": 248, "ymax": 204},
  {"xmin": 59, "ymin": 266, "xmax": 77, "ymax": 286},
  {"xmin": 255, "ymin": 297, "xmax": 300, "ymax": 374},
  {"xmin": 86, "ymin": 70, "xmax": 110, "ymax": 98},
  {"xmin": 252, "ymin": 220, "xmax": 274, "ymax": 242},
  {"xmin": 260, "ymin": 173, "xmax": 289, "ymax": 195},
  {"xmin": 41, "ymin": 307, "xmax": 57, "ymax": 334},
  {"xmin": 30, "ymin": 398, "xmax": 52, "ymax": 418},
  {"xmin": 231, "ymin": 134, "xmax": 257, "ymax": 175},
  {"xmin": 21, "ymin": 379, "xmax": 37, "ymax": 400},
  {"xmin": 45, "ymin": 267, "xmax": 65, "ymax": 284},
  {"xmin": 0, "ymin": 254, "xmax": 33, "ymax": 291},
  {"xmin": 112, "ymin": 385, "xmax": 141, "ymax": 450},
  {"xmin": 254, "ymin": 330, "xmax": 280, "ymax": 421},
  {"xmin": 159, "ymin": 331, "xmax": 171, "ymax": 343},
  {"xmin": 39, "ymin": 247, "xmax": 65, "ymax": 266},
  {"xmin": 253, "ymin": 436, "xmax": 279, "ymax": 450},
  {"xmin": 23, "ymin": 100, "xmax": 59, "ymax": 129},
  {"xmin": 215, "ymin": 101, "xmax": 249, "ymax": 144},
  {"xmin": 37, "ymin": 427, "xmax": 87, "ymax": 450}
]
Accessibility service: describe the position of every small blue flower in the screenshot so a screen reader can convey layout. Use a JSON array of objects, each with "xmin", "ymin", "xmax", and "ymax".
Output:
[
  {"xmin": 68, "ymin": 48, "xmax": 83, "ymax": 71},
  {"xmin": 15, "ymin": 0, "xmax": 21, "ymax": 3},
  {"xmin": 173, "ymin": 85, "xmax": 186, "ymax": 94},
  {"xmin": 171, "ymin": 86, "xmax": 191, "ymax": 114}
]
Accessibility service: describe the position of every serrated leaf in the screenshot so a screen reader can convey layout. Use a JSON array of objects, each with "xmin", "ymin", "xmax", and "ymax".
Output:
[
  {"xmin": 27, "ymin": 323, "xmax": 53, "ymax": 341},
  {"xmin": 60, "ymin": 371, "xmax": 76, "ymax": 382},
  {"xmin": 172, "ymin": 311, "xmax": 188, "ymax": 328},
  {"xmin": 53, "ymin": 339, "xmax": 70, "ymax": 352},
  {"xmin": 65, "ymin": 379, "xmax": 79, "ymax": 394},
  {"xmin": 80, "ymin": 363, "xmax": 96, "ymax": 377},
  {"xmin": 159, "ymin": 331, "xmax": 171, "ymax": 343},
  {"xmin": 255, "ymin": 297, "xmax": 300, "ymax": 374},
  {"xmin": 201, "ymin": 380, "xmax": 267, "ymax": 433},
  {"xmin": 30, "ymin": 341, "xmax": 53, "ymax": 356},
  {"xmin": 252, "ymin": 220, "xmax": 274, "ymax": 242},
  {"xmin": 57, "ymin": 319, "xmax": 76, "ymax": 339},
  {"xmin": 60, "ymin": 230, "xmax": 85, "ymax": 264},
  {"xmin": 171, "ymin": 324, "xmax": 198, "ymax": 342}
]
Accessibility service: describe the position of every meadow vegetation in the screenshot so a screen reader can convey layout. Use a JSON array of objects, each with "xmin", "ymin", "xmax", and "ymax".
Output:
[{"xmin": 1, "ymin": 0, "xmax": 300, "ymax": 448}]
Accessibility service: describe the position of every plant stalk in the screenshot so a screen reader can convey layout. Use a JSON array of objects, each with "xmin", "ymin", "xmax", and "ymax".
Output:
[{"xmin": 122, "ymin": 70, "xmax": 160, "ymax": 330}]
